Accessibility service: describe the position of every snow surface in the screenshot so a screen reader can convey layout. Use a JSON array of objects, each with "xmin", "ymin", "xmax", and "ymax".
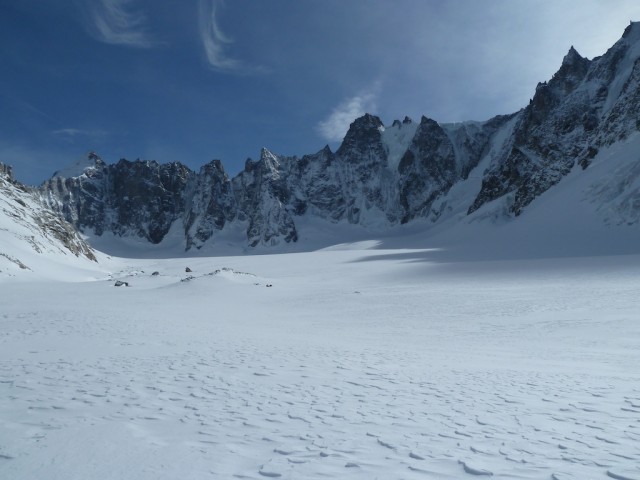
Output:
[{"xmin": 1, "ymin": 244, "xmax": 640, "ymax": 480}]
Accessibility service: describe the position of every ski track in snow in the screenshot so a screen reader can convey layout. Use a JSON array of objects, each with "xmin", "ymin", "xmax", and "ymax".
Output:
[{"xmin": 1, "ymin": 250, "xmax": 640, "ymax": 479}]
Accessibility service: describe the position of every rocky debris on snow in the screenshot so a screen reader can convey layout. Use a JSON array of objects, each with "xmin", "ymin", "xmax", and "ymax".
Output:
[
  {"xmin": 210, "ymin": 267, "xmax": 254, "ymax": 277},
  {"xmin": 0, "ymin": 252, "xmax": 30, "ymax": 270}
]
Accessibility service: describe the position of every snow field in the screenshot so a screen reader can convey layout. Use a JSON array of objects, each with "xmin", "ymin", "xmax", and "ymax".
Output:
[{"xmin": 1, "ymin": 248, "xmax": 640, "ymax": 479}]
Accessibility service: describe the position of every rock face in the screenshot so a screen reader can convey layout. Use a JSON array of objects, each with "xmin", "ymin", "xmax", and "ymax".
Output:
[
  {"xmin": 36, "ymin": 22, "xmax": 640, "ymax": 249},
  {"xmin": 233, "ymin": 148, "xmax": 298, "ymax": 247},
  {"xmin": 42, "ymin": 155, "xmax": 192, "ymax": 244},
  {"xmin": 184, "ymin": 160, "xmax": 236, "ymax": 250},
  {"xmin": 397, "ymin": 115, "xmax": 508, "ymax": 223}
]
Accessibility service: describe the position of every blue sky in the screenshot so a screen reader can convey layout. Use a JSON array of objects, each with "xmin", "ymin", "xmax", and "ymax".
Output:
[{"xmin": 2, "ymin": 0, "xmax": 640, "ymax": 185}]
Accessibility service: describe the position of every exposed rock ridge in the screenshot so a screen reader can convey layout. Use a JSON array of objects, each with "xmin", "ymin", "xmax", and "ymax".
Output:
[
  {"xmin": 470, "ymin": 21, "xmax": 640, "ymax": 215},
  {"xmin": 31, "ymin": 22, "xmax": 640, "ymax": 248}
]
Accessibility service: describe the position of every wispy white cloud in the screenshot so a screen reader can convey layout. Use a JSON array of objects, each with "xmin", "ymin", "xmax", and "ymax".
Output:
[
  {"xmin": 87, "ymin": 0, "xmax": 154, "ymax": 48},
  {"xmin": 317, "ymin": 87, "xmax": 379, "ymax": 142},
  {"xmin": 52, "ymin": 128, "xmax": 84, "ymax": 137},
  {"xmin": 52, "ymin": 128, "xmax": 108, "ymax": 144},
  {"xmin": 198, "ymin": 0, "xmax": 240, "ymax": 71}
]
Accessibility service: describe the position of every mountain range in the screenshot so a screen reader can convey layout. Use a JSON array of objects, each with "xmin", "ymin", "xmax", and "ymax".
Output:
[{"xmin": 3, "ymin": 22, "xmax": 640, "ymax": 256}]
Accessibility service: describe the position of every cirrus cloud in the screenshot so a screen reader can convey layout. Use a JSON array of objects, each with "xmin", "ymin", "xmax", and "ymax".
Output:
[
  {"xmin": 86, "ymin": 0, "xmax": 154, "ymax": 48},
  {"xmin": 51, "ymin": 128, "xmax": 109, "ymax": 143},
  {"xmin": 198, "ymin": 0, "xmax": 240, "ymax": 71}
]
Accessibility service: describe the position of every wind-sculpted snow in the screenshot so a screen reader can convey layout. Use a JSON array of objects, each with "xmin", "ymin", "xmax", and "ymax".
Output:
[{"xmin": 1, "ymin": 249, "xmax": 640, "ymax": 479}]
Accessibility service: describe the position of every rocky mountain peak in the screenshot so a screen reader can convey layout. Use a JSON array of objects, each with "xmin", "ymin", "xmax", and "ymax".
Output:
[
  {"xmin": 200, "ymin": 158, "xmax": 226, "ymax": 175},
  {"xmin": 622, "ymin": 20, "xmax": 640, "ymax": 42},
  {"xmin": 87, "ymin": 151, "xmax": 104, "ymax": 164},
  {"xmin": 259, "ymin": 147, "xmax": 280, "ymax": 166},
  {"xmin": 52, "ymin": 151, "xmax": 107, "ymax": 179},
  {"xmin": 260, "ymin": 147, "xmax": 276, "ymax": 161},
  {"xmin": 31, "ymin": 22, "xmax": 640, "ymax": 251},
  {"xmin": 562, "ymin": 46, "xmax": 584, "ymax": 65},
  {"xmin": 391, "ymin": 116, "xmax": 415, "ymax": 128},
  {"xmin": 351, "ymin": 113, "xmax": 384, "ymax": 130},
  {"xmin": 0, "ymin": 162, "xmax": 14, "ymax": 182},
  {"xmin": 321, "ymin": 144, "xmax": 333, "ymax": 155},
  {"xmin": 336, "ymin": 113, "xmax": 385, "ymax": 159},
  {"xmin": 547, "ymin": 46, "xmax": 591, "ymax": 96},
  {"xmin": 418, "ymin": 115, "xmax": 440, "ymax": 128}
]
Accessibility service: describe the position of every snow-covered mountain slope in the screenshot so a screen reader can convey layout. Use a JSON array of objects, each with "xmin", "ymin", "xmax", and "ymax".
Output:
[
  {"xmin": 470, "ymin": 22, "xmax": 640, "ymax": 216},
  {"xmin": 23, "ymin": 21, "xmax": 640, "ymax": 253},
  {"xmin": 0, "ymin": 164, "xmax": 100, "ymax": 280}
]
